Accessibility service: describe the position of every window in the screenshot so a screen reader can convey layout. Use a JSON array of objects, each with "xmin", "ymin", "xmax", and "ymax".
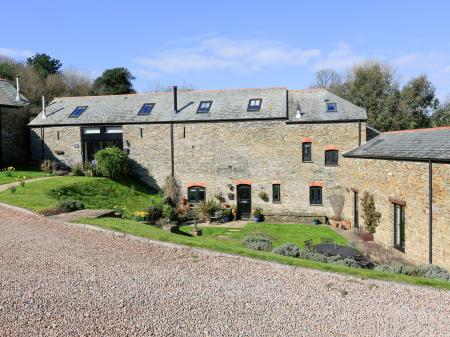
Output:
[
  {"xmin": 138, "ymin": 103, "xmax": 155, "ymax": 115},
  {"xmin": 302, "ymin": 142, "xmax": 312, "ymax": 162},
  {"xmin": 197, "ymin": 101, "xmax": 212, "ymax": 113},
  {"xmin": 326, "ymin": 102, "xmax": 337, "ymax": 112},
  {"xmin": 394, "ymin": 204, "xmax": 405, "ymax": 251},
  {"xmin": 247, "ymin": 98, "xmax": 262, "ymax": 112},
  {"xmin": 310, "ymin": 186, "xmax": 322, "ymax": 205},
  {"xmin": 69, "ymin": 106, "xmax": 87, "ymax": 118},
  {"xmin": 325, "ymin": 150, "xmax": 339, "ymax": 166},
  {"xmin": 187, "ymin": 186, "xmax": 206, "ymax": 204},
  {"xmin": 82, "ymin": 127, "xmax": 101, "ymax": 134},
  {"xmin": 272, "ymin": 184, "xmax": 281, "ymax": 203},
  {"xmin": 105, "ymin": 127, "xmax": 123, "ymax": 134}
]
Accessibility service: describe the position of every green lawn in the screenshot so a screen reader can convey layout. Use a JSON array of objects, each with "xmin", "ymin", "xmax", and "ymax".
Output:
[
  {"xmin": 75, "ymin": 217, "xmax": 450, "ymax": 290},
  {"xmin": 0, "ymin": 176, "xmax": 161, "ymax": 216},
  {"xmin": 0, "ymin": 166, "xmax": 47, "ymax": 185}
]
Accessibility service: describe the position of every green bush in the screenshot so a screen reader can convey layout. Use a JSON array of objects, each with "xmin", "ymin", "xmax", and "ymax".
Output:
[
  {"xmin": 94, "ymin": 147, "xmax": 128, "ymax": 180},
  {"xmin": 375, "ymin": 263, "xmax": 450, "ymax": 281},
  {"xmin": 222, "ymin": 208, "xmax": 232, "ymax": 217},
  {"xmin": 272, "ymin": 243, "xmax": 301, "ymax": 257},
  {"xmin": 297, "ymin": 250, "xmax": 328, "ymax": 263},
  {"xmin": 243, "ymin": 235, "xmax": 272, "ymax": 251},
  {"xmin": 198, "ymin": 199, "xmax": 221, "ymax": 219},
  {"xmin": 145, "ymin": 204, "xmax": 163, "ymax": 224},
  {"xmin": 57, "ymin": 199, "xmax": 85, "ymax": 212},
  {"xmin": 329, "ymin": 257, "xmax": 362, "ymax": 268},
  {"xmin": 163, "ymin": 204, "xmax": 177, "ymax": 221},
  {"xmin": 71, "ymin": 164, "xmax": 84, "ymax": 176}
]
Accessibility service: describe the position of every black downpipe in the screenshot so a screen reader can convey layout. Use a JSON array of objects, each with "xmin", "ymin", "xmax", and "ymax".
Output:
[
  {"xmin": 170, "ymin": 123, "xmax": 174, "ymax": 177},
  {"xmin": 0, "ymin": 107, "xmax": 3, "ymax": 166},
  {"xmin": 40, "ymin": 127, "xmax": 45, "ymax": 162},
  {"xmin": 429, "ymin": 160, "xmax": 433, "ymax": 264},
  {"xmin": 358, "ymin": 121, "xmax": 362, "ymax": 146}
]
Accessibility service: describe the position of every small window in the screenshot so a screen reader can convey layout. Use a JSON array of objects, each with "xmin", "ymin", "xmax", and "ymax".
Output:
[
  {"xmin": 326, "ymin": 103, "xmax": 337, "ymax": 112},
  {"xmin": 82, "ymin": 127, "xmax": 101, "ymax": 134},
  {"xmin": 394, "ymin": 204, "xmax": 405, "ymax": 252},
  {"xmin": 302, "ymin": 142, "xmax": 312, "ymax": 162},
  {"xmin": 247, "ymin": 98, "xmax": 262, "ymax": 112},
  {"xmin": 105, "ymin": 127, "xmax": 123, "ymax": 134},
  {"xmin": 69, "ymin": 106, "xmax": 87, "ymax": 118},
  {"xmin": 188, "ymin": 186, "xmax": 206, "ymax": 204},
  {"xmin": 138, "ymin": 103, "xmax": 155, "ymax": 115},
  {"xmin": 197, "ymin": 101, "xmax": 212, "ymax": 113},
  {"xmin": 272, "ymin": 184, "xmax": 281, "ymax": 203},
  {"xmin": 325, "ymin": 150, "xmax": 339, "ymax": 166},
  {"xmin": 310, "ymin": 186, "xmax": 322, "ymax": 205}
]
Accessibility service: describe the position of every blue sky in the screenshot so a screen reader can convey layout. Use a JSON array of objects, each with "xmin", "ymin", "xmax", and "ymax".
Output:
[{"xmin": 2, "ymin": 0, "xmax": 450, "ymax": 98}]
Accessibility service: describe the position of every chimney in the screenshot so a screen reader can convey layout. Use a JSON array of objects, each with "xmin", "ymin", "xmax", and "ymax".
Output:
[
  {"xmin": 15, "ymin": 75, "xmax": 21, "ymax": 102},
  {"xmin": 173, "ymin": 85, "xmax": 178, "ymax": 112},
  {"xmin": 41, "ymin": 95, "xmax": 47, "ymax": 119}
]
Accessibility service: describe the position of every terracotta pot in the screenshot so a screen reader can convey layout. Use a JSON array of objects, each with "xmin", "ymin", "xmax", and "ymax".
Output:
[
  {"xmin": 329, "ymin": 220, "xmax": 340, "ymax": 228},
  {"xmin": 339, "ymin": 221, "xmax": 352, "ymax": 230},
  {"xmin": 360, "ymin": 232, "xmax": 374, "ymax": 241}
]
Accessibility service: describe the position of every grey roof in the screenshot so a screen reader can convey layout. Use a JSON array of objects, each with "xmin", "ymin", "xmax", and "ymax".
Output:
[
  {"xmin": 28, "ymin": 87, "xmax": 367, "ymax": 126},
  {"xmin": 0, "ymin": 79, "xmax": 29, "ymax": 107},
  {"xmin": 344, "ymin": 127, "xmax": 450, "ymax": 162}
]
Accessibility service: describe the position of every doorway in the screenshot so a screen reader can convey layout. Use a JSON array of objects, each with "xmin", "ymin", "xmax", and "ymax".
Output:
[{"xmin": 237, "ymin": 184, "xmax": 251, "ymax": 219}]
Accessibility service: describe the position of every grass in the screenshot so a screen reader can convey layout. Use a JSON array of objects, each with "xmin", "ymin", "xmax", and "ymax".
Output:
[
  {"xmin": 0, "ymin": 166, "xmax": 47, "ymax": 185},
  {"xmin": 0, "ymin": 176, "xmax": 161, "ymax": 215},
  {"xmin": 74, "ymin": 217, "xmax": 450, "ymax": 290}
]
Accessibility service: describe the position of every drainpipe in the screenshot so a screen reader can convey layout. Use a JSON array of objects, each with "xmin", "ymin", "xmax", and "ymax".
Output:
[
  {"xmin": 170, "ymin": 123, "xmax": 174, "ymax": 177},
  {"xmin": 358, "ymin": 121, "xmax": 362, "ymax": 146},
  {"xmin": 173, "ymin": 86, "xmax": 178, "ymax": 113},
  {"xmin": 428, "ymin": 160, "xmax": 433, "ymax": 264}
]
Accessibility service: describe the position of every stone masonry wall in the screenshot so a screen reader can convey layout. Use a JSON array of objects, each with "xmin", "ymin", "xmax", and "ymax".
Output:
[
  {"xmin": 1, "ymin": 106, "xmax": 29, "ymax": 165},
  {"xmin": 340, "ymin": 158, "xmax": 450, "ymax": 269},
  {"xmin": 30, "ymin": 126, "xmax": 82, "ymax": 166}
]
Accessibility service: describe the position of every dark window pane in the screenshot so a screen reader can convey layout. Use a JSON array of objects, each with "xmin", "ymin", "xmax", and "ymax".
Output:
[
  {"xmin": 310, "ymin": 186, "xmax": 322, "ymax": 205},
  {"xmin": 197, "ymin": 101, "xmax": 212, "ymax": 113},
  {"xmin": 325, "ymin": 150, "xmax": 338, "ymax": 166},
  {"xmin": 138, "ymin": 103, "xmax": 155, "ymax": 115},
  {"xmin": 394, "ymin": 204, "xmax": 405, "ymax": 251},
  {"xmin": 187, "ymin": 186, "xmax": 206, "ymax": 203},
  {"xmin": 247, "ymin": 98, "xmax": 262, "ymax": 111},
  {"xmin": 302, "ymin": 142, "xmax": 312, "ymax": 161},
  {"xmin": 69, "ymin": 106, "xmax": 88, "ymax": 118},
  {"xmin": 273, "ymin": 184, "xmax": 281, "ymax": 202},
  {"xmin": 326, "ymin": 103, "xmax": 337, "ymax": 112}
]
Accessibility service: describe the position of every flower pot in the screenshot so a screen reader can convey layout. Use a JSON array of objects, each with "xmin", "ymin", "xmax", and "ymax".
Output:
[
  {"xmin": 339, "ymin": 220, "xmax": 352, "ymax": 230},
  {"xmin": 329, "ymin": 219, "xmax": 339, "ymax": 228},
  {"xmin": 360, "ymin": 232, "xmax": 374, "ymax": 241},
  {"xmin": 254, "ymin": 216, "xmax": 262, "ymax": 223},
  {"xmin": 223, "ymin": 215, "xmax": 231, "ymax": 222},
  {"xmin": 312, "ymin": 219, "xmax": 320, "ymax": 225}
]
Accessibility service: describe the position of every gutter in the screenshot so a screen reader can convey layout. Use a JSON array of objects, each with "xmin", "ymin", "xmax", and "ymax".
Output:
[{"xmin": 342, "ymin": 154, "xmax": 450, "ymax": 164}]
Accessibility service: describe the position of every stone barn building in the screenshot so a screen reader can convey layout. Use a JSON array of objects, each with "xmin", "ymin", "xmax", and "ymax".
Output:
[
  {"xmin": 0, "ymin": 78, "xmax": 30, "ymax": 166},
  {"xmin": 342, "ymin": 127, "xmax": 450, "ymax": 269},
  {"xmin": 28, "ymin": 87, "xmax": 449, "ymax": 269}
]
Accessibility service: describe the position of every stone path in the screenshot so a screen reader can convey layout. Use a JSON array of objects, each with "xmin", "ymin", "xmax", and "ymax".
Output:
[
  {"xmin": 47, "ymin": 209, "xmax": 115, "ymax": 222},
  {"xmin": 0, "ymin": 203, "xmax": 449, "ymax": 336}
]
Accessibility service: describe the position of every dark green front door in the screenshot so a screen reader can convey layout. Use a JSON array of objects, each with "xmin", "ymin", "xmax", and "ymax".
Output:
[{"xmin": 237, "ymin": 184, "xmax": 251, "ymax": 219}]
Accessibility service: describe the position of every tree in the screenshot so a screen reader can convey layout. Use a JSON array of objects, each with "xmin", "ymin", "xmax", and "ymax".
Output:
[
  {"xmin": 398, "ymin": 75, "xmax": 438, "ymax": 129},
  {"xmin": 342, "ymin": 61, "xmax": 399, "ymax": 130},
  {"xmin": 312, "ymin": 69, "xmax": 342, "ymax": 93},
  {"xmin": 26, "ymin": 53, "xmax": 62, "ymax": 79},
  {"xmin": 61, "ymin": 68, "xmax": 93, "ymax": 96},
  {"xmin": 93, "ymin": 67, "xmax": 135, "ymax": 95},
  {"xmin": 431, "ymin": 97, "xmax": 450, "ymax": 127},
  {"xmin": 146, "ymin": 80, "xmax": 196, "ymax": 93},
  {"xmin": 0, "ymin": 55, "xmax": 20, "ymax": 81}
]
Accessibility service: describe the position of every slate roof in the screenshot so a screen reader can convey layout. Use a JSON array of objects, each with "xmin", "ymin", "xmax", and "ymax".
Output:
[
  {"xmin": 343, "ymin": 127, "xmax": 450, "ymax": 163},
  {"xmin": 28, "ymin": 87, "xmax": 367, "ymax": 126},
  {"xmin": 0, "ymin": 79, "xmax": 29, "ymax": 107}
]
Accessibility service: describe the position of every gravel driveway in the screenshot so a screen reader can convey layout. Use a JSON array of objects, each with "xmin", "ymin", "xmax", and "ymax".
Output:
[{"xmin": 0, "ymin": 204, "xmax": 449, "ymax": 337}]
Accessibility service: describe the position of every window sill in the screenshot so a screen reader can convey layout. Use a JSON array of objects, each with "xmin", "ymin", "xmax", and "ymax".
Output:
[
  {"xmin": 302, "ymin": 160, "xmax": 313, "ymax": 163},
  {"xmin": 325, "ymin": 164, "xmax": 339, "ymax": 167},
  {"xmin": 310, "ymin": 203, "xmax": 323, "ymax": 206},
  {"xmin": 272, "ymin": 201, "xmax": 281, "ymax": 204}
]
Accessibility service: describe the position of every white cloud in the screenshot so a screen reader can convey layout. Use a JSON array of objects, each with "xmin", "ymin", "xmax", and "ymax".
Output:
[
  {"xmin": 0, "ymin": 47, "xmax": 33, "ymax": 59},
  {"xmin": 135, "ymin": 37, "xmax": 321, "ymax": 75},
  {"xmin": 310, "ymin": 42, "xmax": 365, "ymax": 71}
]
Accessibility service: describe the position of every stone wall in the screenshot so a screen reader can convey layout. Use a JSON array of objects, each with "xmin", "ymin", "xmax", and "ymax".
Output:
[
  {"xmin": 0, "ymin": 106, "xmax": 29, "ymax": 165},
  {"xmin": 340, "ymin": 158, "xmax": 450, "ymax": 269},
  {"xmin": 30, "ymin": 126, "xmax": 82, "ymax": 166}
]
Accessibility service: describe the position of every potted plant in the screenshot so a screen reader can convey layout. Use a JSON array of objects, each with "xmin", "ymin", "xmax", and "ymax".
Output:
[
  {"xmin": 360, "ymin": 192, "xmax": 381, "ymax": 241},
  {"xmin": 222, "ymin": 208, "xmax": 232, "ymax": 222},
  {"xmin": 114, "ymin": 206, "xmax": 126, "ymax": 218},
  {"xmin": 253, "ymin": 208, "xmax": 264, "ymax": 222},
  {"xmin": 231, "ymin": 205, "xmax": 238, "ymax": 219},
  {"xmin": 312, "ymin": 217, "xmax": 321, "ymax": 225}
]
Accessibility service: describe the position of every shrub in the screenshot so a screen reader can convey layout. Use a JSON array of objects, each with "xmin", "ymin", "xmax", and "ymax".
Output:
[
  {"xmin": 361, "ymin": 192, "xmax": 381, "ymax": 234},
  {"xmin": 272, "ymin": 243, "xmax": 301, "ymax": 257},
  {"xmin": 71, "ymin": 164, "xmax": 84, "ymax": 176},
  {"xmin": 9, "ymin": 185, "xmax": 16, "ymax": 194},
  {"xmin": 376, "ymin": 263, "xmax": 450, "ymax": 281},
  {"xmin": 258, "ymin": 191, "xmax": 269, "ymax": 202},
  {"xmin": 52, "ymin": 161, "xmax": 70, "ymax": 175},
  {"xmin": 163, "ymin": 204, "xmax": 177, "ymax": 221},
  {"xmin": 19, "ymin": 180, "xmax": 25, "ymax": 187},
  {"xmin": 253, "ymin": 207, "xmax": 263, "ymax": 217},
  {"xmin": 3, "ymin": 166, "xmax": 15, "ymax": 177},
  {"xmin": 222, "ymin": 208, "xmax": 232, "ymax": 217},
  {"xmin": 57, "ymin": 199, "xmax": 85, "ymax": 212},
  {"xmin": 198, "ymin": 199, "xmax": 221, "ymax": 219},
  {"xmin": 297, "ymin": 250, "xmax": 328, "ymax": 263},
  {"xmin": 94, "ymin": 147, "xmax": 128, "ymax": 180},
  {"xmin": 132, "ymin": 211, "xmax": 149, "ymax": 222},
  {"xmin": 145, "ymin": 204, "xmax": 163, "ymax": 223},
  {"xmin": 243, "ymin": 235, "xmax": 272, "ymax": 251},
  {"xmin": 420, "ymin": 264, "xmax": 450, "ymax": 281},
  {"xmin": 40, "ymin": 160, "xmax": 53, "ymax": 173},
  {"xmin": 330, "ymin": 257, "xmax": 362, "ymax": 268}
]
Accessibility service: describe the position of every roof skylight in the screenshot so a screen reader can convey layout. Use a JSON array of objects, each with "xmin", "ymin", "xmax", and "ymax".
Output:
[
  {"xmin": 247, "ymin": 98, "xmax": 262, "ymax": 112},
  {"xmin": 197, "ymin": 101, "xmax": 212, "ymax": 113},
  {"xmin": 138, "ymin": 103, "xmax": 155, "ymax": 115},
  {"xmin": 69, "ymin": 106, "xmax": 87, "ymax": 118}
]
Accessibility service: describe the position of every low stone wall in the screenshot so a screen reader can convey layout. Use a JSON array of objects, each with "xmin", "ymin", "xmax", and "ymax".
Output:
[{"xmin": 264, "ymin": 212, "xmax": 327, "ymax": 224}]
